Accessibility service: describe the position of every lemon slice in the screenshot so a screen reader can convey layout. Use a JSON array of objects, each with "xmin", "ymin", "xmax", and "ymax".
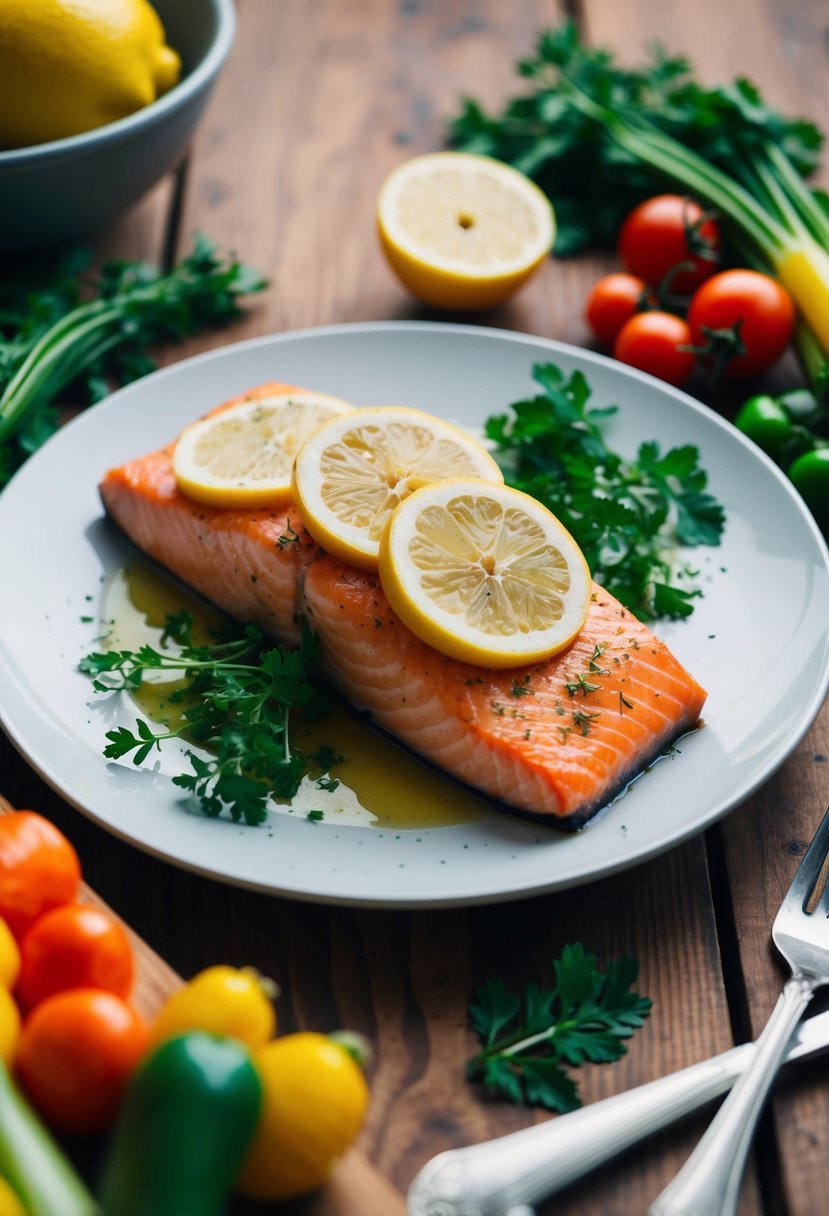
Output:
[
  {"xmin": 377, "ymin": 152, "xmax": 555, "ymax": 311},
  {"xmin": 291, "ymin": 407, "xmax": 504, "ymax": 571},
  {"xmin": 173, "ymin": 391, "xmax": 354, "ymax": 508},
  {"xmin": 378, "ymin": 479, "xmax": 591, "ymax": 668}
]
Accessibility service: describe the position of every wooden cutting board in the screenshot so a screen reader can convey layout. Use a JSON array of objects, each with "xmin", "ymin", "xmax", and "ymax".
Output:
[{"xmin": 0, "ymin": 796, "xmax": 406, "ymax": 1216}]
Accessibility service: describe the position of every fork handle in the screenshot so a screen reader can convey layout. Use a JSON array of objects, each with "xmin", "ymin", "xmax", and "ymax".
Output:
[
  {"xmin": 406, "ymin": 1040, "xmax": 754, "ymax": 1215},
  {"xmin": 648, "ymin": 975, "xmax": 815, "ymax": 1216}
]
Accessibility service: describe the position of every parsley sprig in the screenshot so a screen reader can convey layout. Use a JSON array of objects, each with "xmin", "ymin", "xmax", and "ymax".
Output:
[
  {"xmin": 0, "ymin": 234, "xmax": 265, "ymax": 487},
  {"xmin": 486, "ymin": 362, "xmax": 724, "ymax": 619},
  {"xmin": 79, "ymin": 611, "xmax": 332, "ymax": 825},
  {"xmin": 467, "ymin": 943, "xmax": 652, "ymax": 1112}
]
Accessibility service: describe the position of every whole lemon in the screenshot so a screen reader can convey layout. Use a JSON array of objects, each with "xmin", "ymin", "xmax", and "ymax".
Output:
[{"xmin": 0, "ymin": 0, "xmax": 181, "ymax": 149}]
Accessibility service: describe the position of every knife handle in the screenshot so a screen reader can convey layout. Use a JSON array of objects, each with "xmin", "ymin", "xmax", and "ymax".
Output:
[{"xmin": 406, "ymin": 1042, "xmax": 752, "ymax": 1216}]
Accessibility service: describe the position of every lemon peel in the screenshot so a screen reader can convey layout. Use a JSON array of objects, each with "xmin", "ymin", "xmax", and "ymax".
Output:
[{"xmin": 0, "ymin": 0, "xmax": 181, "ymax": 149}]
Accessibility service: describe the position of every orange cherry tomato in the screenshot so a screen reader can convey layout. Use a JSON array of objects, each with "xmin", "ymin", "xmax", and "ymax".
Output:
[
  {"xmin": 585, "ymin": 272, "xmax": 648, "ymax": 346},
  {"xmin": 613, "ymin": 311, "xmax": 695, "ymax": 387},
  {"xmin": 16, "ymin": 988, "xmax": 148, "ymax": 1134},
  {"xmin": 16, "ymin": 904, "xmax": 134, "ymax": 1012},
  {"xmin": 0, "ymin": 812, "xmax": 81, "ymax": 940}
]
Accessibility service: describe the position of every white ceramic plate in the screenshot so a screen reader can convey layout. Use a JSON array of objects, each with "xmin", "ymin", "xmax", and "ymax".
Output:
[{"xmin": 1, "ymin": 322, "xmax": 828, "ymax": 907}]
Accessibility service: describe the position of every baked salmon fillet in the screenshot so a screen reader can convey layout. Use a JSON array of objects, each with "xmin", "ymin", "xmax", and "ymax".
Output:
[{"xmin": 100, "ymin": 383, "xmax": 707, "ymax": 827}]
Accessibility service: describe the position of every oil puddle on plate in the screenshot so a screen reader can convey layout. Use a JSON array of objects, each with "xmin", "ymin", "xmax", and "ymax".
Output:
[{"xmin": 100, "ymin": 562, "xmax": 492, "ymax": 831}]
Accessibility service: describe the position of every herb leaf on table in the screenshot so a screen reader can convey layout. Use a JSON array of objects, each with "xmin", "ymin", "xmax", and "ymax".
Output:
[
  {"xmin": 0, "ymin": 234, "xmax": 266, "ymax": 488},
  {"xmin": 80, "ymin": 613, "xmax": 334, "ymax": 826},
  {"xmin": 486, "ymin": 362, "xmax": 724, "ymax": 619},
  {"xmin": 467, "ymin": 943, "xmax": 652, "ymax": 1112}
]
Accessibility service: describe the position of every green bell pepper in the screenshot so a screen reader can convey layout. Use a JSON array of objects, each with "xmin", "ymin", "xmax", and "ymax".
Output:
[{"xmin": 98, "ymin": 1032, "xmax": 262, "ymax": 1216}]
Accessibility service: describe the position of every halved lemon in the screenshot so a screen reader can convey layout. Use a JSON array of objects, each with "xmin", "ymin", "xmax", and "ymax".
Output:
[
  {"xmin": 377, "ymin": 152, "xmax": 555, "ymax": 311},
  {"xmin": 378, "ymin": 479, "xmax": 591, "ymax": 668},
  {"xmin": 173, "ymin": 391, "xmax": 354, "ymax": 508},
  {"xmin": 291, "ymin": 406, "xmax": 504, "ymax": 571}
]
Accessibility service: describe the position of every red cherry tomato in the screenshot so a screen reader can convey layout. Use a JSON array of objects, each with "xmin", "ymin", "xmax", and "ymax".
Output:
[
  {"xmin": 16, "ymin": 904, "xmax": 134, "ymax": 1012},
  {"xmin": 585, "ymin": 273, "xmax": 649, "ymax": 345},
  {"xmin": 16, "ymin": 988, "xmax": 148, "ymax": 1134},
  {"xmin": 686, "ymin": 269, "xmax": 796, "ymax": 379},
  {"xmin": 0, "ymin": 812, "xmax": 81, "ymax": 940},
  {"xmin": 618, "ymin": 195, "xmax": 720, "ymax": 296},
  {"xmin": 613, "ymin": 312, "xmax": 695, "ymax": 387}
]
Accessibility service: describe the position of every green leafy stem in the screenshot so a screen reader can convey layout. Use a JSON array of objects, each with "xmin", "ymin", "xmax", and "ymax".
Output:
[{"xmin": 467, "ymin": 942, "xmax": 652, "ymax": 1112}]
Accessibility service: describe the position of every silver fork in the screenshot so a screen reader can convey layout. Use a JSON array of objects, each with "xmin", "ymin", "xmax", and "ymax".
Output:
[{"xmin": 649, "ymin": 804, "xmax": 829, "ymax": 1216}]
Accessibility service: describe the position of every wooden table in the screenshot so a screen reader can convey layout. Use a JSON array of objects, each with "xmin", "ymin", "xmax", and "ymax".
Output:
[{"xmin": 2, "ymin": 2, "xmax": 829, "ymax": 1213}]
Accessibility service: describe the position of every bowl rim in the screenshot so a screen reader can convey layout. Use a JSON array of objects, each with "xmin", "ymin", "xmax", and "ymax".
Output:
[{"xmin": 0, "ymin": 0, "xmax": 236, "ymax": 165}]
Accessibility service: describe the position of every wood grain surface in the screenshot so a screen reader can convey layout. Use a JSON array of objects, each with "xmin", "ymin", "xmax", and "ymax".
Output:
[{"xmin": 1, "ymin": 3, "xmax": 828, "ymax": 1215}]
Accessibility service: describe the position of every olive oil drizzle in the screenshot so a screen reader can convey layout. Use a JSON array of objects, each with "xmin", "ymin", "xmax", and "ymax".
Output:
[{"xmin": 100, "ymin": 563, "xmax": 490, "ymax": 831}]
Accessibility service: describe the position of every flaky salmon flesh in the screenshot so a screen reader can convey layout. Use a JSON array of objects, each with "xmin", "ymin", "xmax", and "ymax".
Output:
[{"xmin": 100, "ymin": 382, "xmax": 707, "ymax": 827}]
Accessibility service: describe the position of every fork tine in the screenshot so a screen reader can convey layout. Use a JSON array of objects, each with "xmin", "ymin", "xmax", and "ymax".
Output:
[
  {"xmin": 784, "ymin": 805, "xmax": 829, "ymax": 910},
  {"xmin": 813, "ymin": 834, "xmax": 829, "ymax": 917}
]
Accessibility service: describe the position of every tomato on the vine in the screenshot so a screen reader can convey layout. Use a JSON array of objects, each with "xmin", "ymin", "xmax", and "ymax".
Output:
[
  {"xmin": 618, "ymin": 195, "xmax": 720, "ymax": 296},
  {"xmin": 686, "ymin": 270, "xmax": 795, "ymax": 379},
  {"xmin": 612, "ymin": 312, "xmax": 695, "ymax": 387},
  {"xmin": 585, "ymin": 273, "xmax": 648, "ymax": 345}
]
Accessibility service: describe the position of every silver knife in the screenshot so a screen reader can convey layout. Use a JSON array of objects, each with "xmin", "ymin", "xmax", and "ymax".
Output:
[{"xmin": 406, "ymin": 1008, "xmax": 829, "ymax": 1216}]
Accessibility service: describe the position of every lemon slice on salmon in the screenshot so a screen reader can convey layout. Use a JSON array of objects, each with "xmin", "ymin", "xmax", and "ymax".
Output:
[
  {"xmin": 377, "ymin": 152, "xmax": 555, "ymax": 311},
  {"xmin": 291, "ymin": 406, "xmax": 504, "ymax": 571},
  {"xmin": 173, "ymin": 391, "xmax": 354, "ymax": 508},
  {"xmin": 378, "ymin": 479, "xmax": 591, "ymax": 668}
]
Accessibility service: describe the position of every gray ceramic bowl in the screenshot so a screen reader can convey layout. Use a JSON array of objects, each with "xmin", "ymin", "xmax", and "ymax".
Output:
[{"xmin": 0, "ymin": 0, "xmax": 235, "ymax": 253}]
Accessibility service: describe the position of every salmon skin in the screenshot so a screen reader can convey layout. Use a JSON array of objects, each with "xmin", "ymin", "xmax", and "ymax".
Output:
[{"xmin": 100, "ymin": 383, "xmax": 707, "ymax": 827}]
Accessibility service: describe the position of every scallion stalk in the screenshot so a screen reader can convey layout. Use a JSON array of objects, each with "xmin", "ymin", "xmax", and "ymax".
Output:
[{"xmin": 562, "ymin": 81, "xmax": 829, "ymax": 385}]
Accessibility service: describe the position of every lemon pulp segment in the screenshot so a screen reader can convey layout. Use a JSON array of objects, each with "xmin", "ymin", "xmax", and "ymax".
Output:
[
  {"xmin": 379, "ymin": 479, "xmax": 591, "ymax": 668},
  {"xmin": 291, "ymin": 406, "xmax": 504, "ymax": 570},
  {"xmin": 377, "ymin": 152, "xmax": 555, "ymax": 310},
  {"xmin": 173, "ymin": 392, "xmax": 354, "ymax": 508}
]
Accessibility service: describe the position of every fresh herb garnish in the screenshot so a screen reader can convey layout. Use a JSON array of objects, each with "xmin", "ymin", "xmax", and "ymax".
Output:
[
  {"xmin": 0, "ymin": 235, "xmax": 266, "ymax": 487},
  {"xmin": 572, "ymin": 709, "xmax": 601, "ymax": 737},
  {"xmin": 588, "ymin": 643, "xmax": 608, "ymax": 674},
  {"xmin": 450, "ymin": 23, "xmax": 828, "ymax": 395},
  {"xmin": 79, "ymin": 611, "xmax": 329, "ymax": 826},
  {"xmin": 467, "ymin": 943, "xmax": 652, "ymax": 1111},
  {"xmin": 276, "ymin": 522, "xmax": 300, "ymax": 547},
  {"xmin": 449, "ymin": 22, "xmax": 822, "ymax": 256},
  {"xmin": 486, "ymin": 362, "xmax": 724, "ymax": 619},
  {"xmin": 564, "ymin": 673, "xmax": 600, "ymax": 698},
  {"xmin": 316, "ymin": 776, "xmax": 340, "ymax": 793}
]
